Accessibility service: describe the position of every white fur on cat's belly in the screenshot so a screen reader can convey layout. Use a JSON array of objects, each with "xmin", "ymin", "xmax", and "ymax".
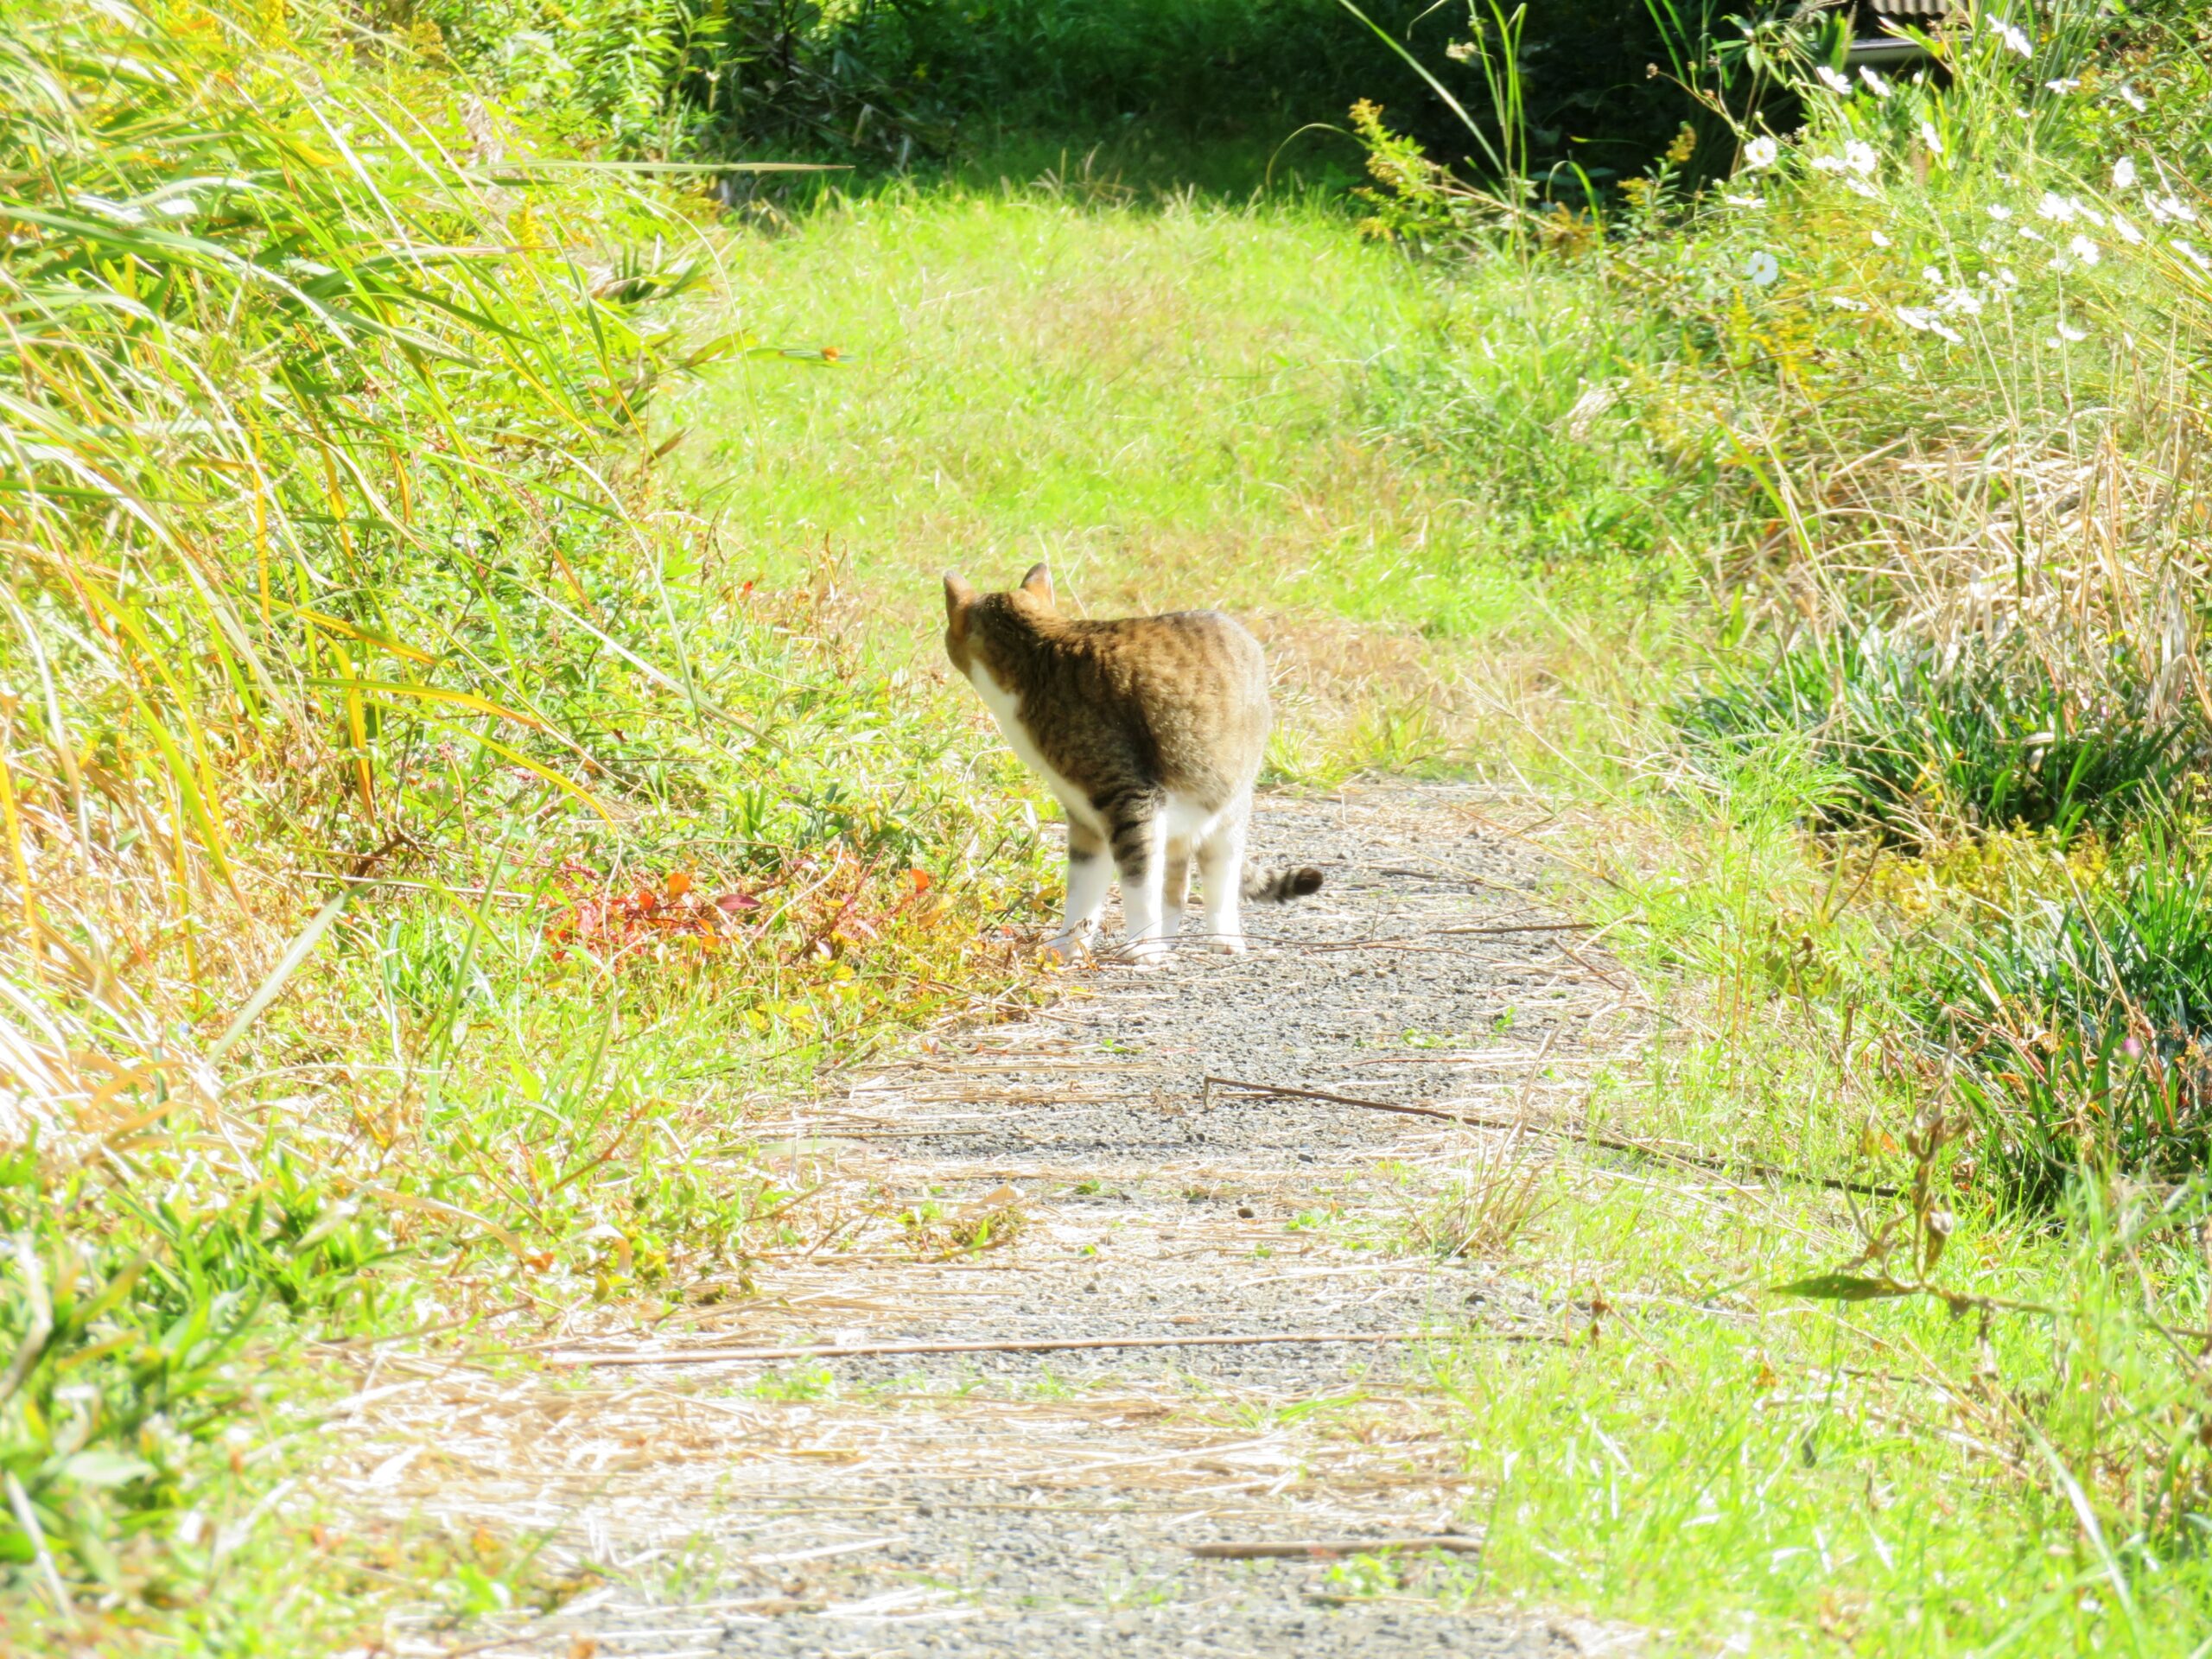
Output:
[
  {"xmin": 966, "ymin": 660, "xmax": 1243, "ymax": 954},
  {"xmin": 965, "ymin": 663, "xmax": 1098, "ymax": 831}
]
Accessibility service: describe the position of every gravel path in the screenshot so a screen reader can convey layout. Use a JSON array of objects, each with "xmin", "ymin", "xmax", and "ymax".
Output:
[{"xmin": 352, "ymin": 787, "xmax": 1646, "ymax": 1658}]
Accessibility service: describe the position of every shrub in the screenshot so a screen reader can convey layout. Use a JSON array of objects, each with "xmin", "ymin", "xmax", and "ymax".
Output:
[
  {"xmin": 1902, "ymin": 830, "xmax": 2212, "ymax": 1203},
  {"xmin": 1674, "ymin": 631, "xmax": 2200, "ymax": 843}
]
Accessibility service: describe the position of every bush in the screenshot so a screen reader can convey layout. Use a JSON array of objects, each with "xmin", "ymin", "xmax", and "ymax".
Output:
[
  {"xmin": 1903, "ymin": 830, "xmax": 2212, "ymax": 1203},
  {"xmin": 1674, "ymin": 631, "xmax": 2200, "ymax": 843}
]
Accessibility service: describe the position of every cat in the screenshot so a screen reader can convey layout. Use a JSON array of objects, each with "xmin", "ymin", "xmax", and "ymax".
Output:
[{"xmin": 943, "ymin": 563, "xmax": 1322, "ymax": 963}]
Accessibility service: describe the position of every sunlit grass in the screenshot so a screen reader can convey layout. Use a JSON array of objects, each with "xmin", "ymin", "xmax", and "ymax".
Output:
[{"xmin": 10, "ymin": 0, "xmax": 2212, "ymax": 1648}]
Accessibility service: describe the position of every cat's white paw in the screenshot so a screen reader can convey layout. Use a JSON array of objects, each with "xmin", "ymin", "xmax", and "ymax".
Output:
[
  {"xmin": 1204, "ymin": 934, "xmax": 1248, "ymax": 956},
  {"xmin": 1041, "ymin": 932, "xmax": 1090, "ymax": 965},
  {"xmin": 1123, "ymin": 936, "xmax": 1173, "ymax": 970}
]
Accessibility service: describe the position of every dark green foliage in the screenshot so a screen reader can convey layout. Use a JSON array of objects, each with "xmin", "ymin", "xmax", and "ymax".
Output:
[
  {"xmin": 1674, "ymin": 632, "xmax": 2198, "ymax": 843},
  {"xmin": 410, "ymin": 0, "xmax": 1702, "ymax": 181},
  {"xmin": 1904, "ymin": 836, "xmax": 2212, "ymax": 1204}
]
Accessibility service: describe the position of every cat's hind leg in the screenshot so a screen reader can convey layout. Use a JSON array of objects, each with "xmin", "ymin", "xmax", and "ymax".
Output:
[
  {"xmin": 1045, "ymin": 818, "xmax": 1111, "ymax": 963},
  {"xmin": 1162, "ymin": 838, "xmax": 1193, "ymax": 940},
  {"xmin": 1195, "ymin": 804, "xmax": 1249, "ymax": 954},
  {"xmin": 1105, "ymin": 791, "xmax": 1171, "ymax": 965}
]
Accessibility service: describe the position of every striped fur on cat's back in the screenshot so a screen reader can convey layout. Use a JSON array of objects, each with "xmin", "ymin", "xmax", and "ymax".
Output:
[{"xmin": 943, "ymin": 563, "xmax": 1321, "ymax": 962}]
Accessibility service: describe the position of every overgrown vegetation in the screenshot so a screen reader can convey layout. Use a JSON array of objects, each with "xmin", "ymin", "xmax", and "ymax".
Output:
[
  {"xmin": 13, "ymin": 0, "xmax": 2212, "ymax": 1647},
  {"xmin": 408, "ymin": 0, "xmax": 1708, "ymax": 185},
  {"xmin": 1335, "ymin": 0, "xmax": 2212, "ymax": 1646},
  {"xmin": 0, "ymin": 0, "xmax": 1050, "ymax": 1640}
]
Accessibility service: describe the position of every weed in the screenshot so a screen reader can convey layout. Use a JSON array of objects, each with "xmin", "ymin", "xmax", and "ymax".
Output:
[
  {"xmin": 1904, "ymin": 826, "xmax": 2212, "ymax": 1201},
  {"xmin": 1675, "ymin": 631, "xmax": 2199, "ymax": 844},
  {"xmin": 1401, "ymin": 1131, "xmax": 1553, "ymax": 1262}
]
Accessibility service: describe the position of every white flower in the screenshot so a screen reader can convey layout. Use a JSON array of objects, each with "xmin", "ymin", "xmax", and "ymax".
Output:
[
  {"xmin": 2118, "ymin": 82, "xmax": 2146, "ymax": 112},
  {"xmin": 1860, "ymin": 67, "xmax": 1895, "ymax": 99},
  {"xmin": 1923, "ymin": 266, "xmax": 1945, "ymax": 285},
  {"xmin": 2113, "ymin": 157, "xmax": 2138, "ymax": 190},
  {"xmin": 2037, "ymin": 191, "xmax": 2078, "ymax": 222},
  {"xmin": 1871, "ymin": 229, "xmax": 1892, "ymax": 247},
  {"xmin": 1920, "ymin": 121, "xmax": 1946, "ymax": 157},
  {"xmin": 2067, "ymin": 234, "xmax": 2100, "ymax": 264},
  {"xmin": 1816, "ymin": 66, "xmax": 1854, "ymax": 96},
  {"xmin": 2017, "ymin": 226, "xmax": 2044, "ymax": 243},
  {"xmin": 2056, "ymin": 321, "xmax": 2088, "ymax": 341},
  {"xmin": 1844, "ymin": 141, "xmax": 1878, "ymax": 177},
  {"xmin": 2045, "ymin": 78, "xmax": 2081, "ymax": 94},
  {"xmin": 1997, "ymin": 266, "xmax": 2019, "ymax": 288},
  {"xmin": 1743, "ymin": 251, "xmax": 1780, "ymax": 286},
  {"xmin": 2113, "ymin": 214, "xmax": 2144, "ymax": 245},
  {"xmin": 1990, "ymin": 16, "xmax": 2033, "ymax": 56},
  {"xmin": 2174, "ymin": 238, "xmax": 2212, "ymax": 273},
  {"xmin": 1987, "ymin": 203, "xmax": 2013, "ymax": 220},
  {"xmin": 1808, "ymin": 155, "xmax": 1844, "ymax": 174},
  {"xmin": 1897, "ymin": 307, "xmax": 1964, "ymax": 343},
  {"xmin": 1744, "ymin": 136, "xmax": 1779, "ymax": 170},
  {"xmin": 1827, "ymin": 295, "xmax": 1869, "ymax": 311},
  {"xmin": 1724, "ymin": 193, "xmax": 1767, "ymax": 208},
  {"xmin": 1937, "ymin": 288, "xmax": 1985, "ymax": 316},
  {"xmin": 2150, "ymin": 194, "xmax": 2198, "ymax": 225}
]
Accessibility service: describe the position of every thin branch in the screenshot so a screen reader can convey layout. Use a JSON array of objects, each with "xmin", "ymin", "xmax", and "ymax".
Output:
[
  {"xmin": 1202, "ymin": 1075, "xmax": 1901, "ymax": 1199},
  {"xmin": 1189, "ymin": 1536, "xmax": 1483, "ymax": 1560}
]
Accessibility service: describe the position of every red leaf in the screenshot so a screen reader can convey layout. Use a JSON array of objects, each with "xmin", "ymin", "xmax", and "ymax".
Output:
[
  {"xmin": 908, "ymin": 868, "xmax": 932, "ymax": 893},
  {"xmin": 666, "ymin": 871, "xmax": 694, "ymax": 898},
  {"xmin": 714, "ymin": 891, "xmax": 760, "ymax": 915}
]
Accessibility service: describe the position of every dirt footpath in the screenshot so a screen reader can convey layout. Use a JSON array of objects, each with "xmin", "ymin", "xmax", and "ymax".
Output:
[{"xmin": 347, "ymin": 787, "xmax": 1646, "ymax": 1658}]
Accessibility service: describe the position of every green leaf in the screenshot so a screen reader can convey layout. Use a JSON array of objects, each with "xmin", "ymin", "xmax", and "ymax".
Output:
[
  {"xmin": 1770, "ymin": 1273, "xmax": 1914, "ymax": 1302},
  {"xmin": 58, "ymin": 1449, "xmax": 156, "ymax": 1488}
]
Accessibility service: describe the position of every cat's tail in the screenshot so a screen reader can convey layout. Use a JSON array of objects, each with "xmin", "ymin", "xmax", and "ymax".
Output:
[{"xmin": 1242, "ymin": 864, "xmax": 1325, "ymax": 904}]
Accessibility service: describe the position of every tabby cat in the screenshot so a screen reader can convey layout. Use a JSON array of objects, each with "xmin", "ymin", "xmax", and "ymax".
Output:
[{"xmin": 943, "ymin": 563, "xmax": 1322, "ymax": 962}]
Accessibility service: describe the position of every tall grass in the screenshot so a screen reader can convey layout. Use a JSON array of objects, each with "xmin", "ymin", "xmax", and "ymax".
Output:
[
  {"xmin": 1360, "ymin": 0, "xmax": 2212, "ymax": 1185},
  {"xmin": 0, "ymin": 0, "xmax": 1053, "ymax": 1633},
  {"xmin": 1337, "ymin": 7, "xmax": 2212, "ymax": 1642}
]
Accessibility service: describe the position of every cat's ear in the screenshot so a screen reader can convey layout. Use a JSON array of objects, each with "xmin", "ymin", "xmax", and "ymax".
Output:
[
  {"xmin": 943, "ymin": 572, "xmax": 977, "ymax": 623},
  {"xmin": 1019, "ymin": 563, "xmax": 1054, "ymax": 608}
]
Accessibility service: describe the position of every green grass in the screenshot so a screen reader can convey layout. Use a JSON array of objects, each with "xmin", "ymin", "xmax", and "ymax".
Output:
[
  {"xmin": 662, "ymin": 178, "xmax": 1665, "ymax": 787},
  {"xmin": 1420, "ymin": 1157, "xmax": 2212, "ymax": 1652},
  {"xmin": 671, "ymin": 185, "xmax": 1473, "ymax": 624},
  {"xmin": 10, "ymin": 0, "xmax": 2212, "ymax": 1649}
]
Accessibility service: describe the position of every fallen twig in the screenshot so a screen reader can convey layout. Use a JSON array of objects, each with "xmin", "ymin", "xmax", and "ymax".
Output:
[
  {"xmin": 1437, "ymin": 920, "xmax": 1593, "ymax": 938},
  {"xmin": 1187, "ymin": 1535, "xmax": 1482, "ymax": 1560},
  {"xmin": 1202, "ymin": 1076, "xmax": 1899, "ymax": 1199},
  {"xmin": 547, "ymin": 1327, "xmax": 1558, "ymax": 1369}
]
